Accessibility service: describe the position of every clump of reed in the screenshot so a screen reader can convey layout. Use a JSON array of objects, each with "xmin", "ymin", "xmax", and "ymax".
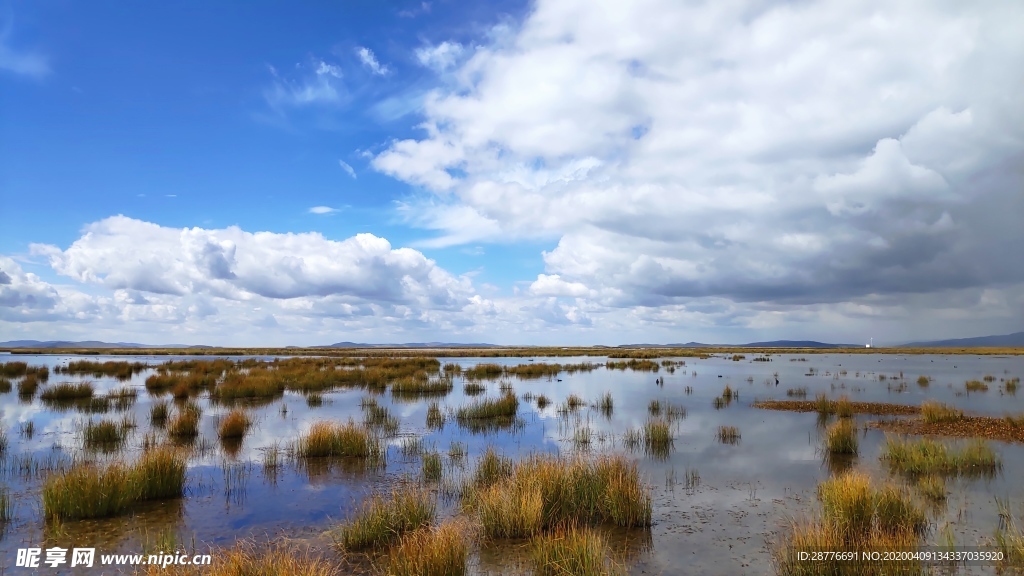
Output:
[
  {"xmin": 464, "ymin": 382, "xmax": 487, "ymax": 396},
  {"xmin": 145, "ymin": 373, "xmax": 177, "ymax": 393},
  {"xmin": 422, "ymin": 452, "xmax": 443, "ymax": 482},
  {"xmin": 466, "ymin": 454, "xmax": 652, "ymax": 539},
  {"xmin": 296, "ymin": 420, "xmax": 380, "ymax": 459},
  {"xmin": 0, "ymin": 429, "xmax": 7, "ymax": 453},
  {"xmin": 134, "ymin": 446, "xmax": 188, "ymax": 501},
  {"xmin": 536, "ymin": 394, "xmax": 551, "ymax": 409},
  {"xmin": 361, "ymin": 400, "xmax": 400, "ymax": 435},
  {"xmin": 716, "ymin": 425, "xmax": 741, "ymax": 444},
  {"xmin": 391, "ymin": 375, "xmax": 454, "ymax": 398},
  {"xmin": 647, "ymin": 400, "xmax": 662, "ymax": 416},
  {"xmin": 384, "ymin": 521, "xmax": 468, "ymax": 576},
  {"xmin": 786, "ymin": 387, "xmax": 808, "ymax": 398},
  {"xmin": 598, "ymin": 391, "xmax": 614, "ymax": 416},
  {"xmin": 474, "ymin": 447, "xmax": 514, "ymax": 488},
  {"xmin": 305, "ymin": 392, "xmax": 324, "ymax": 407},
  {"xmin": 0, "ymin": 377, "xmax": 11, "ymax": 394},
  {"xmin": 824, "ymin": 419, "xmax": 858, "ymax": 455},
  {"xmin": 913, "ymin": 476, "xmax": 946, "ymax": 502},
  {"xmin": 721, "ymin": 385, "xmax": 737, "ymax": 400},
  {"xmin": 0, "ymin": 487, "xmax": 11, "ymax": 521},
  {"xmin": 0, "ymin": 361, "xmax": 29, "ymax": 377},
  {"xmin": 150, "ymin": 400, "xmax": 170, "ymax": 426},
  {"xmin": 19, "ymin": 420, "xmax": 34, "ymax": 439},
  {"xmin": 166, "ymin": 401, "xmax": 202, "ymax": 439},
  {"xmin": 774, "ymin": 471, "xmax": 926, "ymax": 575},
  {"xmin": 17, "ymin": 374, "xmax": 40, "ymax": 397},
  {"xmin": 882, "ymin": 436, "xmax": 1000, "ymax": 477},
  {"xmin": 995, "ymin": 506, "xmax": 1024, "ymax": 570},
  {"xmin": 45, "ymin": 446, "xmax": 185, "ymax": 517},
  {"xmin": 426, "ymin": 401, "xmax": 446, "ymax": 430},
  {"xmin": 532, "ymin": 524, "xmax": 618, "ymax": 576},
  {"xmin": 211, "ymin": 372, "xmax": 285, "ymax": 400},
  {"xmin": 1005, "ymin": 377, "xmax": 1020, "ymax": 394},
  {"xmin": 333, "ymin": 486, "xmax": 435, "ymax": 550},
  {"xmin": 965, "ymin": 379, "xmax": 989, "ymax": 392},
  {"xmin": 916, "ymin": 376, "xmax": 930, "ymax": 387},
  {"xmin": 464, "ymin": 363, "xmax": 504, "ymax": 379},
  {"xmin": 920, "ymin": 400, "xmax": 963, "ymax": 424},
  {"xmin": 83, "ymin": 418, "xmax": 131, "ymax": 452},
  {"xmin": 443, "ymin": 362, "xmax": 463, "ymax": 375},
  {"xmin": 218, "ymin": 409, "xmax": 252, "ymax": 440},
  {"xmin": 834, "ymin": 396, "xmax": 853, "ymax": 418},
  {"xmin": 561, "ymin": 394, "xmax": 586, "ymax": 412},
  {"xmin": 456, "ymin": 392, "xmax": 519, "ymax": 421}
]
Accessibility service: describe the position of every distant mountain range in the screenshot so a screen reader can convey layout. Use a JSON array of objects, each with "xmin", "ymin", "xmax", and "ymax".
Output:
[
  {"xmin": 899, "ymin": 331, "xmax": 1024, "ymax": 348},
  {"xmin": 2, "ymin": 332, "xmax": 1021, "ymax": 349},
  {"xmin": 0, "ymin": 340, "xmax": 206, "ymax": 349}
]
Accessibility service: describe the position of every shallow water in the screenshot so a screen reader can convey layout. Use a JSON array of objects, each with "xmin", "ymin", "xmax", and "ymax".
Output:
[{"xmin": 1, "ymin": 352, "xmax": 1022, "ymax": 574}]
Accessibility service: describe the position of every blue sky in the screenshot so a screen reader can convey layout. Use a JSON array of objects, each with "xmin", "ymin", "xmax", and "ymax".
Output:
[{"xmin": 2, "ymin": 1, "xmax": 1023, "ymax": 346}]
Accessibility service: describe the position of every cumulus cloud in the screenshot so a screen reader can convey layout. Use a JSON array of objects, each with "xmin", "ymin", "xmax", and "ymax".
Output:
[
  {"xmin": 374, "ymin": 0, "xmax": 1024, "ymax": 328},
  {"xmin": 357, "ymin": 47, "xmax": 389, "ymax": 76}
]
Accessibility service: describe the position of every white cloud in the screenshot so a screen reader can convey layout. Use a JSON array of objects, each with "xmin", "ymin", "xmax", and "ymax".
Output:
[
  {"xmin": 338, "ymin": 160, "xmax": 357, "ymax": 178},
  {"xmin": 357, "ymin": 47, "xmax": 389, "ymax": 76},
  {"xmin": 264, "ymin": 59, "xmax": 345, "ymax": 109},
  {"xmin": 0, "ymin": 16, "xmax": 48, "ymax": 78},
  {"xmin": 416, "ymin": 41, "xmax": 464, "ymax": 72},
  {"xmin": 373, "ymin": 0, "xmax": 1024, "ymax": 316},
  {"xmin": 308, "ymin": 206, "xmax": 339, "ymax": 215}
]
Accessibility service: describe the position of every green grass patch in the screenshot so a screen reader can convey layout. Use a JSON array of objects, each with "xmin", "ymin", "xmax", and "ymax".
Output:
[
  {"xmin": 824, "ymin": 419, "xmax": 858, "ymax": 455},
  {"xmin": 333, "ymin": 486, "xmax": 435, "ymax": 550},
  {"xmin": 296, "ymin": 420, "xmax": 380, "ymax": 459},
  {"xmin": 920, "ymin": 400, "xmax": 963, "ymax": 424},
  {"xmin": 384, "ymin": 522, "xmax": 468, "ymax": 576},
  {"xmin": 882, "ymin": 436, "xmax": 1000, "ymax": 477}
]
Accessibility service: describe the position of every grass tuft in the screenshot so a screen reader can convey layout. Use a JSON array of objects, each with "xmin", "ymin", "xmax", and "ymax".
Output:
[
  {"xmin": 824, "ymin": 419, "xmax": 858, "ymax": 455},
  {"xmin": 297, "ymin": 420, "xmax": 380, "ymax": 459},
  {"xmin": 532, "ymin": 524, "xmax": 619, "ymax": 576},
  {"xmin": 333, "ymin": 486, "xmax": 435, "ymax": 550},
  {"xmin": 920, "ymin": 400, "xmax": 963, "ymax": 424},
  {"xmin": 218, "ymin": 409, "xmax": 252, "ymax": 440},
  {"xmin": 384, "ymin": 521, "xmax": 468, "ymax": 576},
  {"xmin": 882, "ymin": 436, "xmax": 1000, "ymax": 477}
]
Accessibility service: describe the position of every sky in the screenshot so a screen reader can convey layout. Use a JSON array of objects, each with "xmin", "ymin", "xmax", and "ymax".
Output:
[{"xmin": 1, "ymin": 0, "xmax": 1023, "ymax": 347}]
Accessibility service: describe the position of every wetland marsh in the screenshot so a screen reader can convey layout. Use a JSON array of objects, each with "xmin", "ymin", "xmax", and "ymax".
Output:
[{"xmin": 0, "ymin": 350, "xmax": 1022, "ymax": 574}]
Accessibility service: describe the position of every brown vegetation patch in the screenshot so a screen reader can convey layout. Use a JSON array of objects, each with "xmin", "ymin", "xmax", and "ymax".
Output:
[
  {"xmin": 870, "ymin": 416, "xmax": 1024, "ymax": 444},
  {"xmin": 753, "ymin": 399, "xmax": 920, "ymax": 416}
]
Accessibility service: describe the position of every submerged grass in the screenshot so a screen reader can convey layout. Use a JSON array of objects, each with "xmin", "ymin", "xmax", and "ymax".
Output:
[
  {"xmin": 716, "ymin": 425, "xmax": 741, "ymax": 444},
  {"xmin": 333, "ymin": 486, "xmax": 435, "ymax": 550},
  {"xmin": 426, "ymin": 401, "xmax": 446, "ymax": 430}
]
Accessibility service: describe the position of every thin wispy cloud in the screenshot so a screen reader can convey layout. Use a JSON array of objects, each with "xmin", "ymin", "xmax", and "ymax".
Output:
[
  {"xmin": 0, "ymin": 14, "xmax": 49, "ymax": 78},
  {"xmin": 338, "ymin": 160, "xmax": 357, "ymax": 179},
  {"xmin": 264, "ymin": 59, "xmax": 345, "ymax": 110},
  {"xmin": 356, "ymin": 47, "xmax": 389, "ymax": 76},
  {"xmin": 308, "ymin": 206, "xmax": 339, "ymax": 215}
]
